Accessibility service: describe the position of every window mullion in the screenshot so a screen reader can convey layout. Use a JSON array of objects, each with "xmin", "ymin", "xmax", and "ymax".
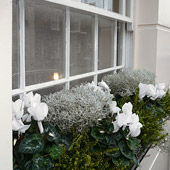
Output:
[
  {"xmin": 113, "ymin": 20, "xmax": 117, "ymax": 72},
  {"xmin": 94, "ymin": 14, "xmax": 98, "ymax": 84},
  {"xmin": 119, "ymin": 0, "xmax": 126, "ymax": 15},
  {"xmin": 65, "ymin": 7, "xmax": 70, "ymax": 90},
  {"xmin": 122, "ymin": 22, "xmax": 126, "ymax": 67},
  {"xmin": 104, "ymin": 0, "xmax": 108, "ymax": 10},
  {"xmin": 19, "ymin": 0, "xmax": 26, "ymax": 95}
]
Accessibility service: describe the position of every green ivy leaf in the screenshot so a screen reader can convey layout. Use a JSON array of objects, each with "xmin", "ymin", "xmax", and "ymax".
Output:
[
  {"xmin": 18, "ymin": 134, "xmax": 44, "ymax": 154},
  {"xmin": 48, "ymin": 144, "xmax": 62, "ymax": 160},
  {"xmin": 127, "ymin": 138, "xmax": 141, "ymax": 151},
  {"xmin": 44, "ymin": 122, "xmax": 61, "ymax": 144}
]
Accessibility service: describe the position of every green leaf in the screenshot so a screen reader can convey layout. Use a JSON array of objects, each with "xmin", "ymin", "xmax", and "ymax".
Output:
[
  {"xmin": 25, "ymin": 161, "xmax": 32, "ymax": 170},
  {"xmin": 48, "ymin": 144, "xmax": 62, "ymax": 160},
  {"xmin": 113, "ymin": 132, "xmax": 123, "ymax": 141},
  {"xmin": 127, "ymin": 138, "xmax": 141, "ymax": 151},
  {"xmin": 100, "ymin": 134, "xmax": 117, "ymax": 146},
  {"xmin": 118, "ymin": 141, "xmax": 134, "ymax": 160},
  {"xmin": 119, "ymin": 141, "xmax": 138, "ymax": 165},
  {"xmin": 18, "ymin": 134, "xmax": 44, "ymax": 154},
  {"xmin": 44, "ymin": 122, "xmax": 61, "ymax": 144},
  {"xmin": 106, "ymin": 150, "xmax": 121, "ymax": 158},
  {"xmin": 43, "ymin": 157, "xmax": 53, "ymax": 170},
  {"xmin": 121, "ymin": 157, "xmax": 130, "ymax": 167},
  {"xmin": 32, "ymin": 154, "xmax": 44, "ymax": 170},
  {"xmin": 91, "ymin": 126, "xmax": 103, "ymax": 139}
]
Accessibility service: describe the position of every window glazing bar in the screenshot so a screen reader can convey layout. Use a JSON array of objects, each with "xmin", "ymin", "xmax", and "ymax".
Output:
[
  {"xmin": 113, "ymin": 20, "xmax": 117, "ymax": 73},
  {"xmin": 65, "ymin": 7, "xmax": 70, "ymax": 90},
  {"xmin": 19, "ymin": 0, "xmax": 25, "ymax": 92},
  {"xmin": 122, "ymin": 22, "xmax": 126, "ymax": 66},
  {"xmin": 45, "ymin": 0, "xmax": 132, "ymax": 23},
  {"xmin": 94, "ymin": 14, "xmax": 98, "ymax": 84}
]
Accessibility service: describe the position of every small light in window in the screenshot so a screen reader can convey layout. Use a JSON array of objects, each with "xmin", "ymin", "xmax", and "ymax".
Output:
[{"xmin": 53, "ymin": 72, "xmax": 59, "ymax": 80}]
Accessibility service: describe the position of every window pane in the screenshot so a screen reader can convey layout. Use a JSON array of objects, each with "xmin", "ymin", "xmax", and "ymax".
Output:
[
  {"xmin": 98, "ymin": 18, "xmax": 114, "ymax": 70},
  {"xmin": 81, "ymin": 0, "xmax": 104, "ymax": 8},
  {"xmin": 25, "ymin": 1, "xmax": 65, "ymax": 86},
  {"xmin": 70, "ymin": 11, "xmax": 94, "ymax": 76},
  {"xmin": 108, "ymin": 0, "xmax": 121, "ymax": 13},
  {"xmin": 70, "ymin": 77, "xmax": 93, "ymax": 88},
  {"xmin": 12, "ymin": 0, "xmax": 20, "ymax": 89},
  {"xmin": 117, "ymin": 22, "xmax": 123, "ymax": 66},
  {"xmin": 98, "ymin": 71, "xmax": 114, "ymax": 82},
  {"xmin": 33, "ymin": 84, "xmax": 64, "ymax": 96}
]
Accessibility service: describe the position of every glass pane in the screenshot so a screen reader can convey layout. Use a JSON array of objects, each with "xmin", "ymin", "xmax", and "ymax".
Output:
[
  {"xmin": 12, "ymin": 0, "xmax": 20, "ymax": 89},
  {"xmin": 98, "ymin": 18, "xmax": 114, "ymax": 70},
  {"xmin": 108, "ymin": 0, "xmax": 121, "ymax": 13},
  {"xmin": 126, "ymin": 0, "xmax": 131, "ymax": 17},
  {"xmin": 25, "ymin": 1, "xmax": 65, "ymax": 86},
  {"xmin": 70, "ymin": 11, "xmax": 94, "ymax": 76},
  {"xmin": 117, "ymin": 22, "xmax": 123, "ymax": 66},
  {"xmin": 70, "ymin": 77, "xmax": 94, "ymax": 88},
  {"xmin": 81, "ymin": 0, "xmax": 104, "ymax": 8},
  {"xmin": 33, "ymin": 84, "xmax": 64, "ymax": 96},
  {"xmin": 97, "ymin": 71, "xmax": 114, "ymax": 82}
]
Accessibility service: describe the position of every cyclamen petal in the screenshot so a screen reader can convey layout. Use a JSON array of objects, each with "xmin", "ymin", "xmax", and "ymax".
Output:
[
  {"xmin": 117, "ymin": 113, "xmax": 132, "ymax": 127},
  {"xmin": 122, "ymin": 102, "xmax": 133, "ymax": 115},
  {"xmin": 112, "ymin": 120, "xmax": 120, "ymax": 133},
  {"xmin": 28, "ymin": 103, "xmax": 48, "ymax": 121},
  {"xmin": 109, "ymin": 101, "xmax": 121, "ymax": 114},
  {"xmin": 12, "ymin": 99, "xmax": 24, "ymax": 120},
  {"xmin": 129, "ymin": 124, "xmax": 142, "ymax": 137},
  {"xmin": 98, "ymin": 80, "xmax": 110, "ymax": 90}
]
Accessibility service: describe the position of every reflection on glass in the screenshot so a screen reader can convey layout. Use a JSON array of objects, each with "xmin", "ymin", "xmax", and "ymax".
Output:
[
  {"xmin": 70, "ymin": 77, "xmax": 93, "ymax": 88},
  {"xmin": 98, "ymin": 18, "xmax": 114, "ymax": 70},
  {"xmin": 81, "ymin": 0, "xmax": 104, "ymax": 8},
  {"xmin": 117, "ymin": 22, "xmax": 123, "ymax": 66},
  {"xmin": 25, "ymin": 1, "xmax": 65, "ymax": 86},
  {"xmin": 70, "ymin": 11, "xmax": 94, "ymax": 76},
  {"xmin": 108, "ymin": 0, "xmax": 120, "ymax": 13},
  {"xmin": 12, "ymin": 0, "xmax": 20, "ymax": 89}
]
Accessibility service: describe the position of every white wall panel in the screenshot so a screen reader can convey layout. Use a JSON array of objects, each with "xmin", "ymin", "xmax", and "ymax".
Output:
[{"xmin": 0, "ymin": 0, "xmax": 12, "ymax": 169}]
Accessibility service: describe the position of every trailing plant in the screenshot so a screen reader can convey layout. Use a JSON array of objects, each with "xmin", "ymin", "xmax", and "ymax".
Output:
[
  {"xmin": 102, "ymin": 69, "xmax": 155, "ymax": 97},
  {"xmin": 44, "ymin": 83, "xmax": 113, "ymax": 133}
]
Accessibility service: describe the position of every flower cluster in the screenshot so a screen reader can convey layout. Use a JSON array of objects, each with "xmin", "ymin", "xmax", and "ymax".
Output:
[
  {"xmin": 12, "ymin": 92, "xmax": 48, "ymax": 135},
  {"xmin": 111, "ymin": 102, "xmax": 143, "ymax": 137},
  {"xmin": 139, "ymin": 83, "xmax": 166, "ymax": 100}
]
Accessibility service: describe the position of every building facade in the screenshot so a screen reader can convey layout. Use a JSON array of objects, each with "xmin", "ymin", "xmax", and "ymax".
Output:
[{"xmin": 0, "ymin": 0, "xmax": 170, "ymax": 169}]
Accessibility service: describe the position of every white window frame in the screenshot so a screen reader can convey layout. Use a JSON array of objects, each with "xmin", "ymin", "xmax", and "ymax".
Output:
[{"xmin": 12, "ymin": 0, "xmax": 134, "ymax": 96}]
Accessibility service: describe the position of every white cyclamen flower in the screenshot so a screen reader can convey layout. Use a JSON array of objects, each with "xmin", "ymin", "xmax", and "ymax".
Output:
[
  {"xmin": 12, "ymin": 99, "xmax": 24, "ymax": 120},
  {"xmin": 24, "ymin": 92, "xmax": 41, "ymax": 108},
  {"xmin": 98, "ymin": 80, "xmax": 110, "ymax": 91},
  {"xmin": 139, "ymin": 83, "xmax": 166, "ymax": 100},
  {"xmin": 128, "ymin": 122, "xmax": 143, "ymax": 137},
  {"xmin": 113, "ymin": 102, "xmax": 143, "ymax": 137},
  {"xmin": 87, "ymin": 81, "xmax": 102, "ymax": 92},
  {"xmin": 28, "ymin": 103, "xmax": 48, "ymax": 133},
  {"xmin": 109, "ymin": 101, "xmax": 121, "ymax": 114},
  {"xmin": 12, "ymin": 99, "xmax": 30, "ymax": 133}
]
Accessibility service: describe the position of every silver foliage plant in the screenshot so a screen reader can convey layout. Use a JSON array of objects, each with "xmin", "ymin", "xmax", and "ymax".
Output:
[
  {"xmin": 102, "ymin": 69, "xmax": 156, "ymax": 97},
  {"xmin": 44, "ymin": 83, "xmax": 113, "ymax": 133}
]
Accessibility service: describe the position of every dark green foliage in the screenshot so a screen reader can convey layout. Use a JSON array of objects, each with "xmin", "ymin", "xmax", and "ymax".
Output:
[{"xmin": 115, "ymin": 89, "xmax": 170, "ymax": 148}]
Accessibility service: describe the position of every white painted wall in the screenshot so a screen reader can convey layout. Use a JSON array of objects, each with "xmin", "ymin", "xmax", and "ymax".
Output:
[
  {"xmin": 134, "ymin": 0, "xmax": 170, "ymax": 169},
  {"xmin": 0, "ymin": 0, "xmax": 12, "ymax": 170},
  {"xmin": 134, "ymin": 0, "xmax": 170, "ymax": 85}
]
